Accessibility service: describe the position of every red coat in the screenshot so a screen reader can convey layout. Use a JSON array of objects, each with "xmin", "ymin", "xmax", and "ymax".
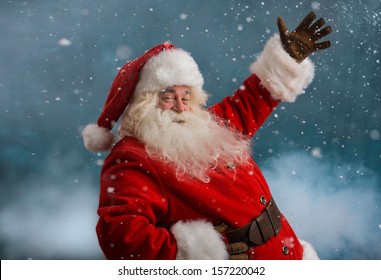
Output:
[
  {"xmin": 96, "ymin": 35, "xmax": 318, "ymax": 260},
  {"xmin": 98, "ymin": 74, "xmax": 305, "ymax": 260}
]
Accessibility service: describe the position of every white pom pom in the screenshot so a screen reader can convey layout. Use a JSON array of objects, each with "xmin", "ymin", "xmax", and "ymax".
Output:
[{"xmin": 82, "ymin": 123, "xmax": 115, "ymax": 152}]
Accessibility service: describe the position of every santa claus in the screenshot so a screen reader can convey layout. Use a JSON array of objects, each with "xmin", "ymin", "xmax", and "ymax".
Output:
[{"xmin": 82, "ymin": 12, "xmax": 331, "ymax": 260}]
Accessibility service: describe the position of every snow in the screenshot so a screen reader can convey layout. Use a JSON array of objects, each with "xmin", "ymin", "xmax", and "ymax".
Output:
[
  {"xmin": 179, "ymin": 13, "xmax": 188, "ymax": 20},
  {"xmin": 369, "ymin": 129, "xmax": 380, "ymax": 140},
  {"xmin": 265, "ymin": 152, "xmax": 381, "ymax": 259},
  {"xmin": 311, "ymin": 2, "xmax": 321, "ymax": 10},
  {"xmin": 1, "ymin": 0, "xmax": 380, "ymax": 260},
  {"xmin": 115, "ymin": 46, "xmax": 132, "ymax": 60},
  {"xmin": 311, "ymin": 147, "xmax": 322, "ymax": 158},
  {"xmin": 58, "ymin": 38, "xmax": 72, "ymax": 46}
]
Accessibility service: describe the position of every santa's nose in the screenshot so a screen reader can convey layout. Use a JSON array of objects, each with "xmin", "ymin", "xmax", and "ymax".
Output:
[{"xmin": 172, "ymin": 99, "xmax": 186, "ymax": 113}]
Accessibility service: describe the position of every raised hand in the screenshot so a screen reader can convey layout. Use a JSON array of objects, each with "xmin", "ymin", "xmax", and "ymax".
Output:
[{"xmin": 277, "ymin": 11, "xmax": 332, "ymax": 62}]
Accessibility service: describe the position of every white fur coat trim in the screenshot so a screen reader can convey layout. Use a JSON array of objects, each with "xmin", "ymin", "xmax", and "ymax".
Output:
[
  {"xmin": 171, "ymin": 220, "xmax": 228, "ymax": 260},
  {"xmin": 250, "ymin": 34, "xmax": 315, "ymax": 103},
  {"xmin": 300, "ymin": 239, "xmax": 320, "ymax": 260}
]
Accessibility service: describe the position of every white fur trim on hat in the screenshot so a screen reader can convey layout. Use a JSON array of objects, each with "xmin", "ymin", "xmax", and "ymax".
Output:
[
  {"xmin": 134, "ymin": 49, "xmax": 204, "ymax": 95},
  {"xmin": 250, "ymin": 34, "xmax": 315, "ymax": 102},
  {"xmin": 171, "ymin": 220, "xmax": 228, "ymax": 260},
  {"xmin": 300, "ymin": 239, "xmax": 320, "ymax": 260},
  {"xmin": 82, "ymin": 123, "xmax": 115, "ymax": 152}
]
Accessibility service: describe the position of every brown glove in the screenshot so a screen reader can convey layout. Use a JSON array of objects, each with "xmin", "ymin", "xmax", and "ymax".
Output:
[
  {"xmin": 277, "ymin": 11, "xmax": 332, "ymax": 63},
  {"xmin": 214, "ymin": 223, "xmax": 250, "ymax": 260}
]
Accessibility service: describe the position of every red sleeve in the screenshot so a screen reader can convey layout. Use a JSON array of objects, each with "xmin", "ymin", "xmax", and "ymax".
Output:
[
  {"xmin": 96, "ymin": 143, "xmax": 177, "ymax": 260},
  {"xmin": 208, "ymin": 74, "xmax": 279, "ymax": 138}
]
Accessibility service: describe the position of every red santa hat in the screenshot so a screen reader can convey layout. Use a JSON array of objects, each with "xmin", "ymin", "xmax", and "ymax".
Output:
[{"xmin": 82, "ymin": 42, "xmax": 205, "ymax": 152}]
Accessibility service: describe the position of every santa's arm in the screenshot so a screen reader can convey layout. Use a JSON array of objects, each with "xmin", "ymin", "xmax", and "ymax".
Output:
[
  {"xmin": 209, "ymin": 34, "xmax": 315, "ymax": 137},
  {"xmin": 209, "ymin": 11, "xmax": 332, "ymax": 137},
  {"xmin": 97, "ymin": 146, "xmax": 227, "ymax": 260}
]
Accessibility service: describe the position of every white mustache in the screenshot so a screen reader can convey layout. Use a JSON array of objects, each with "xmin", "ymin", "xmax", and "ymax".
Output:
[{"xmin": 161, "ymin": 111, "xmax": 191, "ymax": 124}]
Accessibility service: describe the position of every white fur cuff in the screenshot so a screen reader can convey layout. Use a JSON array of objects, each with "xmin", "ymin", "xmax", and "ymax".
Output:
[
  {"xmin": 250, "ymin": 34, "xmax": 315, "ymax": 102},
  {"xmin": 171, "ymin": 220, "xmax": 228, "ymax": 260}
]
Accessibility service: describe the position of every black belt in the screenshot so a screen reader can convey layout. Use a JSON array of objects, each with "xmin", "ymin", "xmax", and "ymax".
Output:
[{"xmin": 225, "ymin": 197, "xmax": 282, "ymax": 245}]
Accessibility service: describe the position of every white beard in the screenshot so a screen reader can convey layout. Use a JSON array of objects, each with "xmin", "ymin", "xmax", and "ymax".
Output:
[{"xmin": 126, "ymin": 107, "xmax": 251, "ymax": 183}]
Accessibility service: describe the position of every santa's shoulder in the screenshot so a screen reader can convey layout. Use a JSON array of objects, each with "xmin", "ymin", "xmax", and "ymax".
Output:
[
  {"xmin": 102, "ymin": 137, "xmax": 149, "ymax": 166},
  {"xmin": 112, "ymin": 136, "xmax": 145, "ymax": 151}
]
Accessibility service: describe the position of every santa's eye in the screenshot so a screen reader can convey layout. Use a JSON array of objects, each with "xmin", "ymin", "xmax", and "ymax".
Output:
[{"xmin": 162, "ymin": 96, "xmax": 175, "ymax": 102}]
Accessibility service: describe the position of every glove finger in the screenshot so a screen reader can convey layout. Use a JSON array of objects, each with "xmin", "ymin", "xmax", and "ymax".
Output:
[
  {"xmin": 309, "ymin": 17, "xmax": 326, "ymax": 32},
  {"xmin": 277, "ymin": 16, "xmax": 289, "ymax": 34},
  {"xmin": 311, "ymin": 26, "xmax": 332, "ymax": 41},
  {"xmin": 229, "ymin": 253, "xmax": 249, "ymax": 260},
  {"xmin": 314, "ymin": 40, "xmax": 331, "ymax": 51},
  {"xmin": 295, "ymin": 11, "xmax": 317, "ymax": 31},
  {"xmin": 227, "ymin": 242, "xmax": 249, "ymax": 254},
  {"xmin": 277, "ymin": 16, "xmax": 295, "ymax": 48}
]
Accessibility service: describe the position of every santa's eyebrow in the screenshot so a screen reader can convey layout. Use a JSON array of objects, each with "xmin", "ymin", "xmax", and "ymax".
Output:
[
  {"xmin": 165, "ymin": 89, "xmax": 176, "ymax": 93},
  {"xmin": 161, "ymin": 88, "xmax": 191, "ymax": 95}
]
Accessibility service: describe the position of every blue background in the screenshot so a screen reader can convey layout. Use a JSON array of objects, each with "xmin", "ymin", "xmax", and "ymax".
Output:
[{"xmin": 1, "ymin": 0, "xmax": 380, "ymax": 259}]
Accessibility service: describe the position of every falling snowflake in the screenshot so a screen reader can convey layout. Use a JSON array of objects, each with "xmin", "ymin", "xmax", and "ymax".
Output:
[
  {"xmin": 311, "ymin": 147, "xmax": 322, "ymax": 158},
  {"xmin": 58, "ymin": 38, "xmax": 72, "ymax": 46},
  {"xmin": 369, "ymin": 129, "xmax": 380, "ymax": 140},
  {"xmin": 179, "ymin": 13, "xmax": 188, "ymax": 20},
  {"xmin": 311, "ymin": 1, "xmax": 320, "ymax": 10}
]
